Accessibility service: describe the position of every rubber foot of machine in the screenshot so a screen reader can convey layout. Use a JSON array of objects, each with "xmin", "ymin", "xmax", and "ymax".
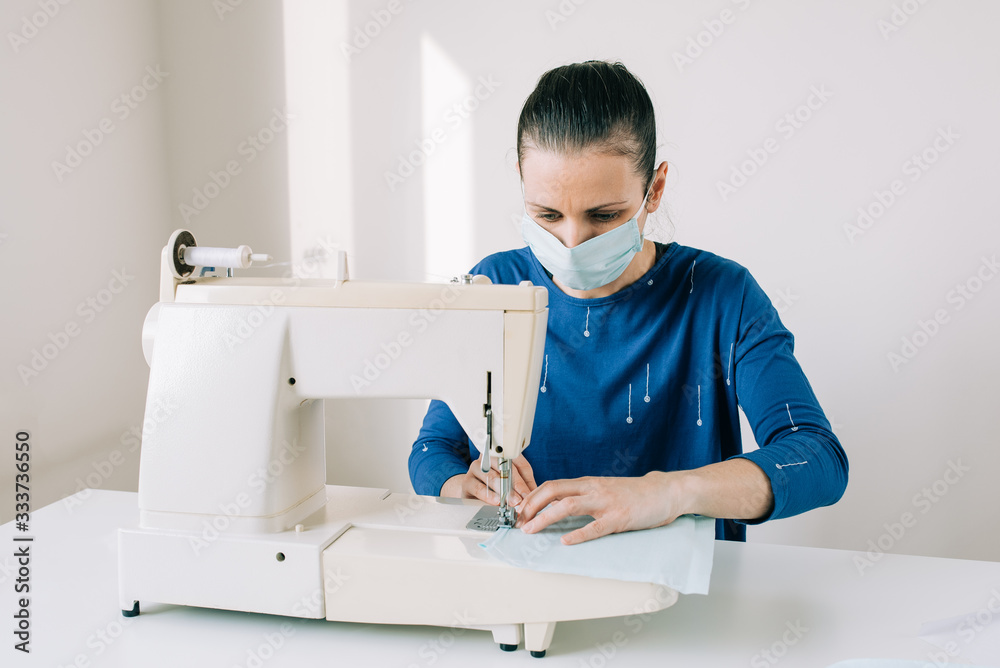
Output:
[
  {"xmin": 499, "ymin": 643, "xmax": 518, "ymax": 652},
  {"xmin": 530, "ymin": 650, "xmax": 547, "ymax": 658},
  {"xmin": 122, "ymin": 601, "xmax": 140, "ymax": 618}
]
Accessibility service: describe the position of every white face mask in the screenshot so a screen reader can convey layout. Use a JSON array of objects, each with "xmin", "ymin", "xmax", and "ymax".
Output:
[{"xmin": 520, "ymin": 186, "xmax": 651, "ymax": 291}]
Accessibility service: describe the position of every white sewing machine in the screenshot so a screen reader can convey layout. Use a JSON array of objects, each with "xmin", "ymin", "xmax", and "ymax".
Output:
[{"xmin": 118, "ymin": 229, "xmax": 678, "ymax": 657}]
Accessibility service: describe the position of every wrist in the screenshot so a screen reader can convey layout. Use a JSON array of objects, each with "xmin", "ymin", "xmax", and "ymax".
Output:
[
  {"xmin": 439, "ymin": 473, "xmax": 464, "ymax": 498},
  {"xmin": 646, "ymin": 469, "xmax": 700, "ymax": 518}
]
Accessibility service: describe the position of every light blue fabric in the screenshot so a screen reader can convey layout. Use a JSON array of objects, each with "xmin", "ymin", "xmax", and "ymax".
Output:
[{"xmin": 478, "ymin": 513, "xmax": 714, "ymax": 595}]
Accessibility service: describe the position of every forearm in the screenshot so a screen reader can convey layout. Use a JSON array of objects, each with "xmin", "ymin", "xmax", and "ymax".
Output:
[{"xmin": 661, "ymin": 458, "xmax": 774, "ymax": 521}]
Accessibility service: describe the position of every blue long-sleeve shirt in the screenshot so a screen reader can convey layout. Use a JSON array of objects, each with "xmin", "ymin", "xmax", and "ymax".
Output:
[{"xmin": 408, "ymin": 242, "xmax": 849, "ymax": 541}]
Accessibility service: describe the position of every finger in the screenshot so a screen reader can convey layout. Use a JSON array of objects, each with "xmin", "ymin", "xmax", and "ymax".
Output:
[
  {"xmin": 501, "ymin": 469, "xmax": 527, "ymax": 506},
  {"xmin": 520, "ymin": 496, "xmax": 583, "ymax": 533},
  {"xmin": 478, "ymin": 461, "xmax": 524, "ymax": 506},
  {"xmin": 465, "ymin": 474, "xmax": 497, "ymax": 505},
  {"xmin": 517, "ymin": 479, "xmax": 584, "ymax": 524},
  {"xmin": 512, "ymin": 456, "xmax": 537, "ymax": 491},
  {"xmin": 560, "ymin": 517, "xmax": 613, "ymax": 545}
]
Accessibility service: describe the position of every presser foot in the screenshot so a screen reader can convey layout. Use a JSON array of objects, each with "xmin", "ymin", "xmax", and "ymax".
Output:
[{"xmin": 122, "ymin": 601, "xmax": 140, "ymax": 618}]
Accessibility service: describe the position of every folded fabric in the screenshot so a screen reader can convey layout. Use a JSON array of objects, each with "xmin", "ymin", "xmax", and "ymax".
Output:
[{"xmin": 478, "ymin": 514, "xmax": 714, "ymax": 595}]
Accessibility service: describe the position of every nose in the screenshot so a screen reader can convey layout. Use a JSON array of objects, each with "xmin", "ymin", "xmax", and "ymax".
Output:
[{"xmin": 557, "ymin": 219, "xmax": 597, "ymax": 249}]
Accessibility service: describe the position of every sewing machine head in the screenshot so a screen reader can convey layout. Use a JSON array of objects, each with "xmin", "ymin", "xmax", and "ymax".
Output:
[{"xmin": 136, "ymin": 229, "xmax": 547, "ymax": 533}]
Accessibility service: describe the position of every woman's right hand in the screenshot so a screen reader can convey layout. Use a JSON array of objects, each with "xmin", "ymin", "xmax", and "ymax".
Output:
[{"xmin": 440, "ymin": 454, "xmax": 537, "ymax": 507}]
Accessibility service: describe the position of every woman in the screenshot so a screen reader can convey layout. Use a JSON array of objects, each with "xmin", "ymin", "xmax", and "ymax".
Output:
[{"xmin": 408, "ymin": 60, "xmax": 848, "ymax": 545}]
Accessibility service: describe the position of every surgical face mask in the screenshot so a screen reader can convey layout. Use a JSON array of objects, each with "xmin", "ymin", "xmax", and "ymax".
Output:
[{"xmin": 520, "ymin": 187, "xmax": 651, "ymax": 291}]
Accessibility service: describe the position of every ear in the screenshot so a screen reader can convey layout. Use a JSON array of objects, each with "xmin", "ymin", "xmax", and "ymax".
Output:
[{"xmin": 645, "ymin": 161, "xmax": 669, "ymax": 213}]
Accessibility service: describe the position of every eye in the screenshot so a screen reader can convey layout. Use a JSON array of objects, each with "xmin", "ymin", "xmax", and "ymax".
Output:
[
  {"xmin": 591, "ymin": 211, "xmax": 621, "ymax": 224},
  {"xmin": 536, "ymin": 212, "xmax": 561, "ymax": 223}
]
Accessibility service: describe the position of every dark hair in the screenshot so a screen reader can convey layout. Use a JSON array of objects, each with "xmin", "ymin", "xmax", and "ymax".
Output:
[{"xmin": 517, "ymin": 61, "xmax": 657, "ymax": 191}]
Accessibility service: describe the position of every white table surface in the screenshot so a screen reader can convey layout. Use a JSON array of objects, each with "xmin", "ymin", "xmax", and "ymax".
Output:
[{"xmin": 3, "ymin": 489, "xmax": 998, "ymax": 667}]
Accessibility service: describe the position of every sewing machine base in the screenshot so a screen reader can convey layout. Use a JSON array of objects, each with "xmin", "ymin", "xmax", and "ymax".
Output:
[{"xmin": 119, "ymin": 485, "xmax": 678, "ymax": 656}]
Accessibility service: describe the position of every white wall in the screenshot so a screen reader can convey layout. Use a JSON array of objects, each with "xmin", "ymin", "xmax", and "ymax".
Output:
[
  {"xmin": 338, "ymin": 0, "xmax": 1000, "ymax": 562},
  {"xmin": 1, "ymin": 0, "xmax": 172, "ymax": 518},
  {"xmin": 3, "ymin": 1, "xmax": 997, "ymax": 564},
  {"xmin": 0, "ymin": 0, "xmax": 294, "ymax": 519}
]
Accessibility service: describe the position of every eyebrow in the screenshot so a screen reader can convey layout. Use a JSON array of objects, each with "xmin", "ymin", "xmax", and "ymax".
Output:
[{"xmin": 527, "ymin": 200, "xmax": 629, "ymax": 213}]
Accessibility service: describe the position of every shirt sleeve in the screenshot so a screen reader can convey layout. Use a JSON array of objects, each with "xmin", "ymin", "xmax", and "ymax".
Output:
[
  {"xmin": 409, "ymin": 399, "xmax": 475, "ymax": 496},
  {"xmin": 728, "ymin": 270, "xmax": 849, "ymax": 523}
]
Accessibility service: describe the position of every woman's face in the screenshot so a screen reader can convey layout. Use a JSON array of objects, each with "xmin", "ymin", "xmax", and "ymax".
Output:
[{"xmin": 520, "ymin": 147, "xmax": 656, "ymax": 249}]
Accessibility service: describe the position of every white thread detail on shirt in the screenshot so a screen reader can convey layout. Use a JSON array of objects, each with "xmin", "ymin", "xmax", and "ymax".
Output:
[
  {"xmin": 786, "ymin": 403, "xmax": 798, "ymax": 431},
  {"xmin": 697, "ymin": 384, "xmax": 703, "ymax": 426},
  {"xmin": 727, "ymin": 342, "xmax": 733, "ymax": 386},
  {"xmin": 540, "ymin": 354, "xmax": 548, "ymax": 393}
]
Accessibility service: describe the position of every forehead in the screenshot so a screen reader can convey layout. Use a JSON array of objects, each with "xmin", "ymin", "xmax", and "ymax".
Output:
[{"xmin": 520, "ymin": 147, "xmax": 640, "ymax": 206}]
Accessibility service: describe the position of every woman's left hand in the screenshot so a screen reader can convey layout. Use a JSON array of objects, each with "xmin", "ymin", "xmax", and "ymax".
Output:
[{"xmin": 514, "ymin": 471, "xmax": 687, "ymax": 545}]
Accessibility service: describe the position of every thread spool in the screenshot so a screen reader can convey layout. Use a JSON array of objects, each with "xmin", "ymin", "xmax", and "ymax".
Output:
[
  {"xmin": 182, "ymin": 245, "xmax": 258, "ymax": 269},
  {"xmin": 166, "ymin": 229, "xmax": 272, "ymax": 278}
]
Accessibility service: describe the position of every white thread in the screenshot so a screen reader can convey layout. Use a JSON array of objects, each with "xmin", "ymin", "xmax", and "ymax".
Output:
[
  {"xmin": 689, "ymin": 260, "xmax": 696, "ymax": 294},
  {"xmin": 539, "ymin": 355, "xmax": 548, "ymax": 393},
  {"xmin": 786, "ymin": 403, "xmax": 798, "ymax": 431},
  {"xmin": 627, "ymin": 384, "xmax": 633, "ymax": 424},
  {"xmin": 776, "ymin": 461, "xmax": 808, "ymax": 469},
  {"xmin": 644, "ymin": 364, "xmax": 650, "ymax": 402},
  {"xmin": 183, "ymin": 245, "xmax": 253, "ymax": 269},
  {"xmin": 584, "ymin": 307, "xmax": 590, "ymax": 337},
  {"xmin": 726, "ymin": 342, "xmax": 733, "ymax": 386},
  {"xmin": 697, "ymin": 384, "xmax": 702, "ymax": 426}
]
